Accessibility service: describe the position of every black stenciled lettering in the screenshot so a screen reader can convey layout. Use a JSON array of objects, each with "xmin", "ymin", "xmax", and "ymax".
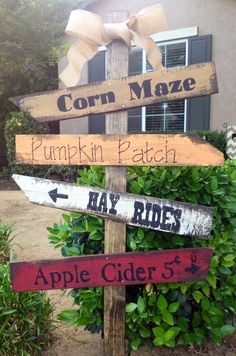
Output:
[
  {"xmin": 160, "ymin": 206, "xmax": 174, "ymax": 231},
  {"xmin": 143, "ymin": 202, "xmax": 152, "ymax": 227},
  {"xmin": 155, "ymin": 82, "xmax": 169, "ymax": 96},
  {"xmin": 150, "ymin": 204, "xmax": 161, "ymax": 228},
  {"xmin": 87, "ymin": 94, "xmax": 100, "ymax": 107},
  {"xmin": 118, "ymin": 139, "xmax": 130, "ymax": 163},
  {"xmin": 100, "ymin": 91, "xmax": 116, "ymax": 105},
  {"xmin": 50, "ymin": 271, "xmax": 61, "ymax": 288},
  {"xmin": 169, "ymin": 79, "xmax": 182, "ymax": 94},
  {"xmin": 162, "ymin": 261, "xmax": 174, "ymax": 279},
  {"xmin": 147, "ymin": 266, "xmax": 156, "ymax": 280},
  {"xmin": 165, "ymin": 140, "xmax": 177, "ymax": 163},
  {"xmin": 97, "ymin": 192, "xmax": 108, "ymax": 213},
  {"xmin": 136, "ymin": 266, "xmax": 146, "ymax": 281},
  {"xmin": 87, "ymin": 191, "xmax": 99, "ymax": 211},
  {"xmin": 129, "ymin": 79, "xmax": 153, "ymax": 101},
  {"xmin": 172, "ymin": 208, "xmax": 182, "ymax": 233},
  {"xmin": 183, "ymin": 78, "xmax": 196, "ymax": 91},
  {"xmin": 57, "ymin": 93, "xmax": 72, "ymax": 112},
  {"xmin": 131, "ymin": 201, "xmax": 145, "ymax": 225},
  {"xmin": 80, "ymin": 270, "xmax": 90, "ymax": 282},
  {"xmin": 101, "ymin": 263, "xmax": 116, "ymax": 282},
  {"xmin": 123, "ymin": 263, "xmax": 135, "ymax": 282},
  {"xmin": 34, "ymin": 268, "xmax": 48, "ymax": 286},
  {"xmin": 109, "ymin": 193, "xmax": 120, "ymax": 215},
  {"xmin": 31, "ymin": 138, "xmax": 42, "ymax": 160},
  {"xmin": 62, "ymin": 271, "xmax": 74, "ymax": 288},
  {"xmin": 73, "ymin": 97, "xmax": 88, "ymax": 110}
]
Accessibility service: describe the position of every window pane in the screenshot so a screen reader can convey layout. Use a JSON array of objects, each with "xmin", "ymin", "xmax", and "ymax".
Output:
[
  {"xmin": 166, "ymin": 100, "xmax": 185, "ymax": 114},
  {"xmin": 165, "ymin": 114, "xmax": 185, "ymax": 131},
  {"xmin": 166, "ymin": 42, "xmax": 186, "ymax": 68},
  {"xmin": 128, "ymin": 48, "xmax": 142, "ymax": 75},
  {"xmin": 146, "ymin": 116, "xmax": 164, "ymax": 131}
]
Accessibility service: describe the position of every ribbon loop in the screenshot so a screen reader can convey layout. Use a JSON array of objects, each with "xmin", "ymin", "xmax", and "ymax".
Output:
[{"xmin": 60, "ymin": 4, "xmax": 168, "ymax": 87}]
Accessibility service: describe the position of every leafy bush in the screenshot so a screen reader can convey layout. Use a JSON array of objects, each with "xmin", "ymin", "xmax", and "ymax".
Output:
[
  {"xmin": 0, "ymin": 264, "xmax": 54, "ymax": 355},
  {"xmin": 4, "ymin": 111, "xmax": 78, "ymax": 180},
  {"xmin": 4, "ymin": 111, "xmax": 50, "ymax": 176},
  {"xmin": 0, "ymin": 222, "xmax": 55, "ymax": 355},
  {"xmin": 0, "ymin": 222, "xmax": 13, "ymax": 264},
  {"xmin": 191, "ymin": 130, "xmax": 226, "ymax": 156},
  {"xmin": 48, "ymin": 160, "xmax": 236, "ymax": 351}
]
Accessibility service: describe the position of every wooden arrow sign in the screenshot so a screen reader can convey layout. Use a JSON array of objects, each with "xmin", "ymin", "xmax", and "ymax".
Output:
[
  {"xmin": 15, "ymin": 134, "xmax": 224, "ymax": 166},
  {"xmin": 13, "ymin": 174, "xmax": 213, "ymax": 237},
  {"xmin": 9, "ymin": 62, "xmax": 218, "ymax": 122},
  {"xmin": 10, "ymin": 248, "xmax": 213, "ymax": 292}
]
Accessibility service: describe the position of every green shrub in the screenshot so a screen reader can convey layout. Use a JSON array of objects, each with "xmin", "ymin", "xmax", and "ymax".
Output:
[
  {"xmin": 0, "ymin": 222, "xmax": 13, "ymax": 264},
  {"xmin": 48, "ymin": 160, "xmax": 236, "ymax": 351},
  {"xmin": 0, "ymin": 222, "xmax": 55, "ymax": 355},
  {"xmin": 0, "ymin": 264, "xmax": 54, "ymax": 355},
  {"xmin": 191, "ymin": 130, "xmax": 226, "ymax": 156},
  {"xmin": 4, "ymin": 111, "xmax": 50, "ymax": 176}
]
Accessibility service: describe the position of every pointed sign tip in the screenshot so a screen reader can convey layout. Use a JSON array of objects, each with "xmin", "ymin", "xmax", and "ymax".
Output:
[{"xmin": 48, "ymin": 188, "xmax": 58, "ymax": 203}]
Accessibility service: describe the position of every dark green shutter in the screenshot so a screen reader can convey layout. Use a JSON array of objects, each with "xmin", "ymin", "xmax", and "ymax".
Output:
[
  {"xmin": 88, "ymin": 51, "xmax": 106, "ymax": 133},
  {"xmin": 187, "ymin": 35, "xmax": 212, "ymax": 130}
]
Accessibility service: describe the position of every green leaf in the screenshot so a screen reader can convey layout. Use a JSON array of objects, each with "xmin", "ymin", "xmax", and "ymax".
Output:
[
  {"xmin": 139, "ymin": 326, "xmax": 151, "ymax": 338},
  {"xmin": 137, "ymin": 296, "xmax": 145, "ymax": 314},
  {"xmin": 153, "ymin": 326, "xmax": 165, "ymax": 338},
  {"xmin": 153, "ymin": 336, "xmax": 164, "ymax": 346},
  {"xmin": 162, "ymin": 311, "xmax": 174, "ymax": 326},
  {"xmin": 126, "ymin": 303, "xmax": 137, "ymax": 313},
  {"xmin": 130, "ymin": 337, "xmax": 141, "ymax": 350},
  {"xmin": 168, "ymin": 302, "xmax": 180, "ymax": 313},
  {"xmin": 157, "ymin": 294, "xmax": 168, "ymax": 311},
  {"xmin": 220, "ymin": 325, "xmax": 235, "ymax": 336},
  {"xmin": 192, "ymin": 291, "xmax": 203, "ymax": 303},
  {"xmin": 58, "ymin": 309, "xmax": 78, "ymax": 323},
  {"xmin": 153, "ymin": 315, "xmax": 162, "ymax": 325}
]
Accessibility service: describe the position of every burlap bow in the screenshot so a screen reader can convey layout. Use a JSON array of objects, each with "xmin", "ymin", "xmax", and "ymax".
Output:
[{"xmin": 59, "ymin": 4, "xmax": 168, "ymax": 87}]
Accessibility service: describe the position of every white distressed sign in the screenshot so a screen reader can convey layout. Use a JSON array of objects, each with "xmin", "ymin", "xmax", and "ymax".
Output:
[
  {"xmin": 226, "ymin": 126, "xmax": 236, "ymax": 159},
  {"xmin": 13, "ymin": 174, "xmax": 213, "ymax": 237}
]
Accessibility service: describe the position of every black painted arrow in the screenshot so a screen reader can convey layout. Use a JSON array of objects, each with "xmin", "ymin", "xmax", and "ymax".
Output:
[
  {"xmin": 48, "ymin": 188, "xmax": 68, "ymax": 203},
  {"xmin": 185, "ymin": 263, "xmax": 200, "ymax": 274}
]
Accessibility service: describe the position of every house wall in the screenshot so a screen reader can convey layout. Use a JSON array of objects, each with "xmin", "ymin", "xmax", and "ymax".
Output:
[{"xmin": 60, "ymin": 0, "xmax": 236, "ymax": 133}]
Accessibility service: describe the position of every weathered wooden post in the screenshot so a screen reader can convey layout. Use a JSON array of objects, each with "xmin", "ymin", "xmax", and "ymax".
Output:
[{"xmin": 104, "ymin": 10, "xmax": 129, "ymax": 356}]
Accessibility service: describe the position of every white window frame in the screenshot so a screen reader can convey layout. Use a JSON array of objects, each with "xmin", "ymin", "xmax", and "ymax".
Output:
[{"xmin": 142, "ymin": 38, "xmax": 188, "ymax": 132}]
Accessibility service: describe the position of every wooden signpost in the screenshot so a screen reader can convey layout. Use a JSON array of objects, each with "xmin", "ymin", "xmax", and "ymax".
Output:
[
  {"xmin": 9, "ymin": 7, "xmax": 223, "ymax": 356},
  {"xmin": 9, "ymin": 62, "xmax": 218, "ymax": 122},
  {"xmin": 15, "ymin": 133, "xmax": 224, "ymax": 166},
  {"xmin": 12, "ymin": 173, "xmax": 213, "ymax": 237},
  {"xmin": 10, "ymin": 248, "xmax": 213, "ymax": 292}
]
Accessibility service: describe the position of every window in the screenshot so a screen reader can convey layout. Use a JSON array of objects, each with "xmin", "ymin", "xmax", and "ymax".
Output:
[{"xmin": 128, "ymin": 40, "xmax": 187, "ymax": 132}]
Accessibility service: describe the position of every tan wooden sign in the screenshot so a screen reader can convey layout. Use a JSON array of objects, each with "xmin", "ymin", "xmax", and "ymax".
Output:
[
  {"xmin": 10, "ymin": 62, "xmax": 218, "ymax": 123},
  {"xmin": 15, "ymin": 134, "xmax": 224, "ymax": 166}
]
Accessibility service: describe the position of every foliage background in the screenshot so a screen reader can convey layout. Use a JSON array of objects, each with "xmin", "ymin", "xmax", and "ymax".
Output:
[{"xmin": 48, "ymin": 161, "xmax": 236, "ymax": 351}]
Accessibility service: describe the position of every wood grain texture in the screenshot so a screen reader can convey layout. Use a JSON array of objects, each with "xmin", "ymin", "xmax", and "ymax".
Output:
[
  {"xmin": 9, "ymin": 62, "xmax": 218, "ymax": 122},
  {"xmin": 104, "ymin": 11, "xmax": 128, "ymax": 356},
  {"xmin": 10, "ymin": 248, "xmax": 214, "ymax": 292},
  {"xmin": 15, "ymin": 134, "xmax": 224, "ymax": 166},
  {"xmin": 12, "ymin": 174, "xmax": 213, "ymax": 237}
]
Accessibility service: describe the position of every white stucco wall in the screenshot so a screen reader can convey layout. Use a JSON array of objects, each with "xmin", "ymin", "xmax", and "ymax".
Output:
[{"xmin": 60, "ymin": 0, "xmax": 236, "ymax": 132}]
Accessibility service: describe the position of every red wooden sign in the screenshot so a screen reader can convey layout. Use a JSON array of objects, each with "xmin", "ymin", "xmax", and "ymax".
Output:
[{"xmin": 10, "ymin": 248, "xmax": 213, "ymax": 292}]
